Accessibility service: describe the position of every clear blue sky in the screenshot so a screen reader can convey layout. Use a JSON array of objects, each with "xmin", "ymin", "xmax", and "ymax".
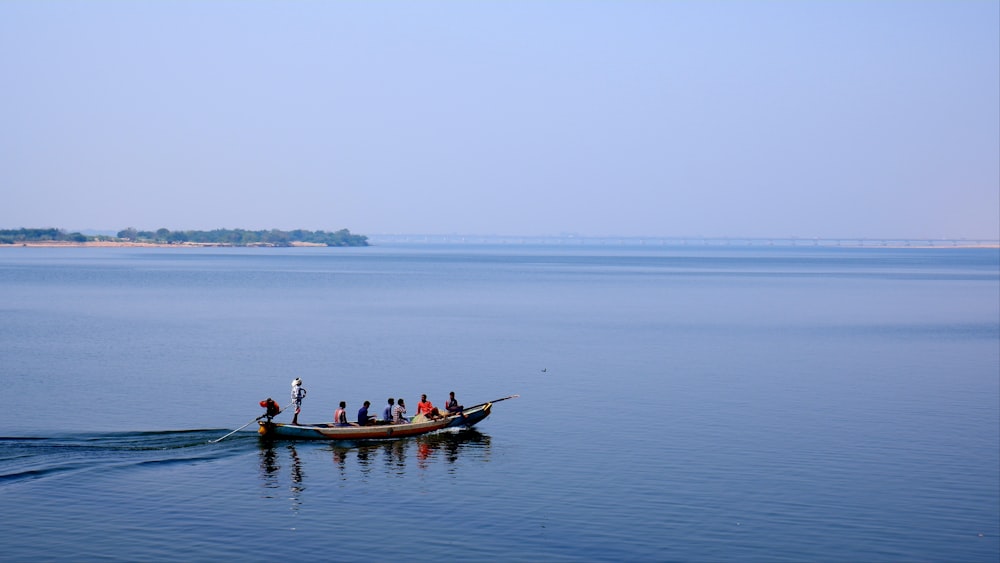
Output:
[{"xmin": 1, "ymin": 1, "xmax": 997, "ymax": 239}]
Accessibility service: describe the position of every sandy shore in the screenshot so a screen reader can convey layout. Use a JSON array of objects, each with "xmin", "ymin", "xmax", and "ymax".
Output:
[{"xmin": 2, "ymin": 241, "xmax": 330, "ymax": 248}]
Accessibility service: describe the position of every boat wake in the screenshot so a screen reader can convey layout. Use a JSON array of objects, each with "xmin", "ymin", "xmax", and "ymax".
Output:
[
  {"xmin": 0, "ymin": 427, "xmax": 495, "ymax": 488},
  {"xmin": 0, "ymin": 429, "xmax": 249, "ymax": 487}
]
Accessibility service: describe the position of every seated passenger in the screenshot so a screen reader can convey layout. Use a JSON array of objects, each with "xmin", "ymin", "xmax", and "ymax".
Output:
[
  {"xmin": 416, "ymin": 394, "xmax": 442, "ymax": 420},
  {"xmin": 445, "ymin": 391, "xmax": 464, "ymax": 415},
  {"xmin": 382, "ymin": 398, "xmax": 395, "ymax": 424},
  {"xmin": 333, "ymin": 401, "xmax": 349, "ymax": 426},
  {"xmin": 357, "ymin": 400, "xmax": 376, "ymax": 426},
  {"xmin": 392, "ymin": 398, "xmax": 409, "ymax": 424}
]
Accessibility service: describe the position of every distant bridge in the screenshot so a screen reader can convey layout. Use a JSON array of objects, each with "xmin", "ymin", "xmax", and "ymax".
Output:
[{"xmin": 367, "ymin": 234, "xmax": 999, "ymax": 248}]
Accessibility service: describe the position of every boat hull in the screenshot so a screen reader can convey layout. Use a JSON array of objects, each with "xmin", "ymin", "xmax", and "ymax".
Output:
[{"xmin": 258, "ymin": 402, "xmax": 492, "ymax": 441}]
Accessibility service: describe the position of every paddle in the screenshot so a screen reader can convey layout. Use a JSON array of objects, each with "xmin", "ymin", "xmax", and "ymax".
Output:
[
  {"xmin": 461, "ymin": 394, "xmax": 520, "ymax": 412},
  {"xmin": 211, "ymin": 404, "xmax": 287, "ymax": 443},
  {"xmin": 210, "ymin": 418, "xmax": 261, "ymax": 443}
]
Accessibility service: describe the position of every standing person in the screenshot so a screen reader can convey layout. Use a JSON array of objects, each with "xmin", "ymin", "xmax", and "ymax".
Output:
[
  {"xmin": 392, "ymin": 398, "xmax": 408, "ymax": 424},
  {"xmin": 333, "ymin": 401, "xmax": 349, "ymax": 426},
  {"xmin": 357, "ymin": 400, "xmax": 375, "ymax": 426},
  {"xmin": 383, "ymin": 398, "xmax": 395, "ymax": 423},
  {"xmin": 290, "ymin": 378, "xmax": 307, "ymax": 425},
  {"xmin": 445, "ymin": 391, "xmax": 464, "ymax": 415}
]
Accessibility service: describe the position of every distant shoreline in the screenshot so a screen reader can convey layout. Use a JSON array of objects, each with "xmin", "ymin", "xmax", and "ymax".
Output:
[
  {"xmin": 0, "ymin": 227, "xmax": 368, "ymax": 247},
  {"xmin": 2, "ymin": 241, "xmax": 330, "ymax": 248}
]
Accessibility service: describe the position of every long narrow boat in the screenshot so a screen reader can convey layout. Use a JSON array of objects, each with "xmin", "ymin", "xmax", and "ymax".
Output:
[{"xmin": 257, "ymin": 395, "xmax": 517, "ymax": 441}]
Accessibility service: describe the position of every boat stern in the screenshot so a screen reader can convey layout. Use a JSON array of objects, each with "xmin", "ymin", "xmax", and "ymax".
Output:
[{"xmin": 258, "ymin": 420, "xmax": 276, "ymax": 438}]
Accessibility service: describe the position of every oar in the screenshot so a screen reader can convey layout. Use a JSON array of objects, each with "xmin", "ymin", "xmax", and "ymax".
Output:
[
  {"xmin": 211, "ymin": 404, "xmax": 287, "ymax": 443},
  {"xmin": 463, "ymin": 394, "xmax": 519, "ymax": 412},
  {"xmin": 210, "ymin": 416, "xmax": 264, "ymax": 443}
]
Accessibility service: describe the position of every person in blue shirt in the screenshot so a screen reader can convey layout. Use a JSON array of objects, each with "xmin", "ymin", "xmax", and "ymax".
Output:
[
  {"xmin": 383, "ymin": 398, "xmax": 395, "ymax": 423},
  {"xmin": 357, "ymin": 401, "xmax": 376, "ymax": 426}
]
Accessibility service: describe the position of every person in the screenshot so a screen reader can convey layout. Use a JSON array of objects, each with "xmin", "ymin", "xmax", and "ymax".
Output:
[
  {"xmin": 392, "ymin": 398, "xmax": 408, "ymax": 424},
  {"xmin": 333, "ymin": 401, "xmax": 349, "ymax": 426},
  {"xmin": 357, "ymin": 400, "xmax": 376, "ymax": 426},
  {"xmin": 416, "ymin": 394, "xmax": 442, "ymax": 420},
  {"xmin": 383, "ymin": 398, "xmax": 395, "ymax": 423},
  {"xmin": 290, "ymin": 378, "xmax": 307, "ymax": 425},
  {"xmin": 444, "ymin": 391, "xmax": 464, "ymax": 415},
  {"xmin": 259, "ymin": 397, "xmax": 281, "ymax": 420}
]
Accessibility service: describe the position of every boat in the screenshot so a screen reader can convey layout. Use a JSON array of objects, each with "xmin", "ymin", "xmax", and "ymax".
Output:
[{"xmin": 257, "ymin": 395, "xmax": 517, "ymax": 441}]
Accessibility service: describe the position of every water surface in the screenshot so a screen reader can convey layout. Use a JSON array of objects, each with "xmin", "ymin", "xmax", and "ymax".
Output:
[{"xmin": 1, "ymin": 245, "xmax": 997, "ymax": 561}]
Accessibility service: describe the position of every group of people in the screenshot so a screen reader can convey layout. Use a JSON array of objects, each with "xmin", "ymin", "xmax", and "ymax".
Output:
[{"xmin": 288, "ymin": 378, "xmax": 465, "ymax": 427}]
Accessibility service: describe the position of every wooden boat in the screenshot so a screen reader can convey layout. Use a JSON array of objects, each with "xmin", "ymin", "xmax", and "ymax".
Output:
[{"xmin": 257, "ymin": 395, "xmax": 517, "ymax": 441}]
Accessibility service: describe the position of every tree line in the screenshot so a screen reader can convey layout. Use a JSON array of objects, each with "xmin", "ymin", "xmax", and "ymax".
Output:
[
  {"xmin": 0, "ymin": 228, "xmax": 88, "ymax": 244},
  {"xmin": 116, "ymin": 228, "xmax": 368, "ymax": 247},
  {"xmin": 1, "ymin": 227, "xmax": 368, "ymax": 247}
]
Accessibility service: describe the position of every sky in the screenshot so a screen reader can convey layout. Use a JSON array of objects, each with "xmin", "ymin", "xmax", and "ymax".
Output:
[{"xmin": 1, "ymin": 1, "xmax": 997, "ymax": 239}]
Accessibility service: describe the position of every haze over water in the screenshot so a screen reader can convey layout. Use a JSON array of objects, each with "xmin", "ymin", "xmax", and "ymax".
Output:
[{"xmin": 0, "ymin": 244, "xmax": 997, "ymax": 562}]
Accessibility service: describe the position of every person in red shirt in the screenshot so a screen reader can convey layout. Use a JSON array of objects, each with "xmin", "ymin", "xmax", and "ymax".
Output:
[
  {"xmin": 259, "ymin": 398, "xmax": 281, "ymax": 420},
  {"xmin": 416, "ymin": 394, "xmax": 442, "ymax": 420}
]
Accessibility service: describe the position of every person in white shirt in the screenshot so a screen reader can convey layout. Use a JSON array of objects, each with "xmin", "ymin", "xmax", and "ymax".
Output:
[
  {"xmin": 290, "ymin": 378, "xmax": 307, "ymax": 425},
  {"xmin": 392, "ymin": 397, "xmax": 408, "ymax": 424}
]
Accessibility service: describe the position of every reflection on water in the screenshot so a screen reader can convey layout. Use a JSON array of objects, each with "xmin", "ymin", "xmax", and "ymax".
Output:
[
  {"xmin": 257, "ymin": 429, "xmax": 492, "ymax": 497},
  {"xmin": 259, "ymin": 443, "xmax": 279, "ymax": 489},
  {"xmin": 258, "ymin": 437, "xmax": 307, "ymax": 513}
]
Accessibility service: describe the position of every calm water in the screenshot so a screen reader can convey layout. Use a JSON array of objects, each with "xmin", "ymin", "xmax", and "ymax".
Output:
[{"xmin": 0, "ymin": 244, "xmax": 997, "ymax": 562}]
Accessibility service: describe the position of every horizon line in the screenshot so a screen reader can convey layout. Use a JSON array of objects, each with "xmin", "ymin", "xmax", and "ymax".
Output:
[
  {"xmin": 17, "ymin": 227, "xmax": 1000, "ymax": 246},
  {"xmin": 367, "ymin": 233, "xmax": 1000, "ymax": 243}
]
